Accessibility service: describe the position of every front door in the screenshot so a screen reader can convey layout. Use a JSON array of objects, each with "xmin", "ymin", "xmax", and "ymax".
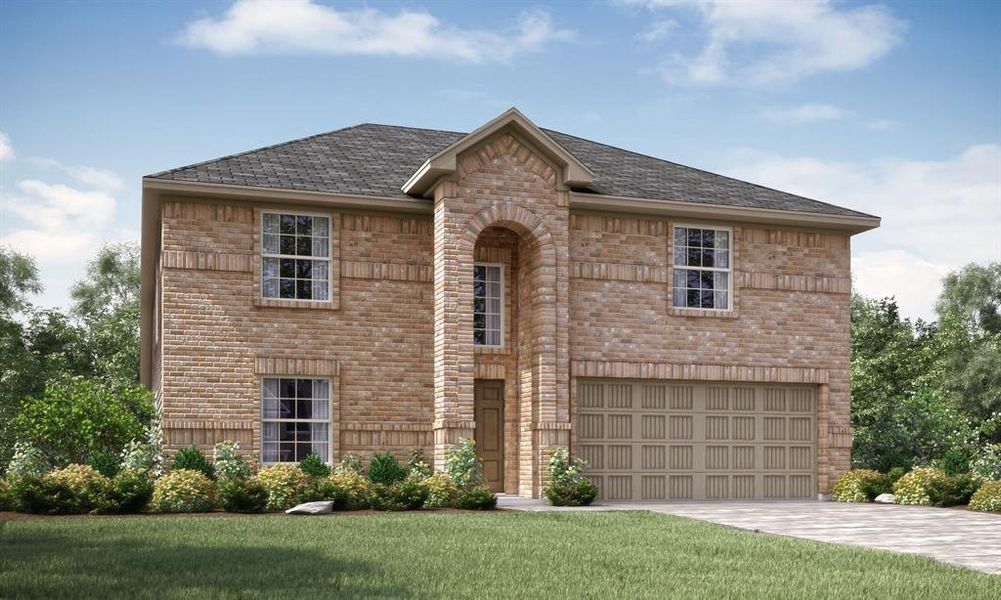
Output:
[{"xmin": 474, "ymin": 379, "xmax": 504, "ymax": 492}]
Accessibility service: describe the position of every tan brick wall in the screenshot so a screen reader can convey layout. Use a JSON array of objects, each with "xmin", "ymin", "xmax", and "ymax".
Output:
[{"xmin": 155, "ymin": 129, "xmax": 853, "ymax": 496}]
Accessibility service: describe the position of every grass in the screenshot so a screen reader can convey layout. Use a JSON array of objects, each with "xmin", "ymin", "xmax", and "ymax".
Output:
[{"xmin": 1, "ymin": 511, "xmax": 997, "ymax": 599}]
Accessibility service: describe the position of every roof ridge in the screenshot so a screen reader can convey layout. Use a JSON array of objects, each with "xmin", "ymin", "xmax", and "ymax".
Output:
[
  {"xmin": 144, "ymin": 123, "xmax": 371, "ymax": 179},
  {"xmin": 543, "ymin": 128, "xmax": 876, "ymax": 219}
]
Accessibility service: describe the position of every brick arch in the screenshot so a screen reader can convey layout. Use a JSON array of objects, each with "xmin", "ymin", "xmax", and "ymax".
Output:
[
  {"xmin": 457, "ymin": 132, "xmax": 558, "ymax": 189},
  {"xmin": 461, "ymin": 203, "xmax": 555, "ymax": 261}
]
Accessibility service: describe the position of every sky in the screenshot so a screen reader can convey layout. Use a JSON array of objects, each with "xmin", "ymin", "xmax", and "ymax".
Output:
[{"xmin": 0, "ymin": 0, "xmax": 998, "ymax": 321}]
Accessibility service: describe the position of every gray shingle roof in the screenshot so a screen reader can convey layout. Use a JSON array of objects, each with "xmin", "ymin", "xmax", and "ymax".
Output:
[{"xmin": 148, "ymin": 123, "xmax": 872, "ymax": 218}]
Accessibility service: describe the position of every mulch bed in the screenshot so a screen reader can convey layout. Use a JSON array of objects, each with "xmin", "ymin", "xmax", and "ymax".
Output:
[{"xmin": 0, "ymin": 507, "xmax": 480, "ymax": 521}]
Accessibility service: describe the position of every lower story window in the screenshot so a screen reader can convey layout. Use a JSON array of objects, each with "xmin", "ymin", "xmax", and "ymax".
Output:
[{"xmin": 262, "ymin": 377, "xmax": 330, "ymax": 463}]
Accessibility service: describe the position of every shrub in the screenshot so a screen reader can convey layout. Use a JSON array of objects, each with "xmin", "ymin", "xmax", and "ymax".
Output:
[
  {"xmin": 328, "ymin": 471, "xmax": 370, "ymax": 510},
  {"xmin": 14, "ymin": 377, "xmax": 155, "ymax": 467},
  {"xmin": 101, "ymin": 468, "xmax": 154, "ymax": 514},
  {"xmin": 860, "ymin": 467, "xmax": 908, "ymax": 499},
  {"xmin": 219, "ymin": 477, "xmax": 269, "ymax": 513},
  {"xmin": 972, "ymin": 444, "xmax": 1001, "ymax": 480},
  {"xmin": 120, "ymin": 421, "xmax": 163, "ymax": 476},
  {"xmin": 423, "ymin": 473, "xmax": 459, "ymax": 508},
  {"xmin": 308, "ymin": 476, "xmax": 348, "ymax": 507},
  {"xmin": 368, "ymin": 479, "xmax": 429, "ymax": 511},
  {"xmin": 13, "ymin": 464, "xmax": 112, "ymax": 515},
  {"xmin": 8, "ymin": 475, "xmax": 48, "ymax": 513},
  {"xmin": 334, "ymin": 452, "xmax": 364, "ymax": 476},
  {"xmin": 213, "ymin": 441, "xmax": 251, "ymax": 481},
  {"xmin": 150, "ymin": 469, "xmax": 216, "ymax": 513},
  {"xmin": 257, "ymin": 464, "xmax": 309, "ymax": 511},
  {"xmin": 934, "ymin": 446, "xmax": 972, "ymax": 476},
  {"xmin": 298, "ymin": 454, "xmax": 331, "ymax": 479},
  {"xmin": 444, "ymin": 439, "xmax": 484, "ymax": 489},
  {"xmin": 0, "ymin": 477, "xmax": 12, "ymax": 511},
  {"xmin": 368, "ymin": 452, "xmax": 406, "ymax": 485},
  {"xmin": 453, "ymin": 485, "xmax": 497, "ymax": 510},
  {"xmin": 406, "ymin": 449, "xmax": 432, "ymax": 481},
  {"xmin": 7, "ymin": 442, "xmax": 48, "ymax": 477},
  {"xmin": 172, "ymin": 445, "xmax": 215, "ymax": 480},
  {"xmin": 935, "ymin": 473, "xmax": 983, "ymax": 507},
  {"xmin": 969, "ymin": 480, "xmax": 1001, "ymax": 512},
  {"xmin": 893, "ymin": 467, "xmax": 951, "ymax": 506},
  {"xmin": 87, "ymin": 450, "xmax": 120, "ymax": 478},
  {"xmin": 832, "ymin": 469, "xmax": 883, "ymax": 502},
  {"xmin": 543, "ymin": 447, "xmax": 598, "ymax": 507}
]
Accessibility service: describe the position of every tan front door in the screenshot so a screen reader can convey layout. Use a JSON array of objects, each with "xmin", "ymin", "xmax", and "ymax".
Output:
[
  {"xmin": 577, "ymin": 380, "xmax": 817, "ymax": 501},
  {"xmin": 474, "ymin": 379, "xmax": 504, "ymax": 492}
]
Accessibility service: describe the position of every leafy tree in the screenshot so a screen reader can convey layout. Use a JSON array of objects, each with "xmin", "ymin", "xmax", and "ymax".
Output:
[
  {"xmin": 937, "ymin": 262, "xmax": 1001, "ymax": 335},
  {"xmin": 0, "ymin": 246, "xmax": 42, "ymax": 316}
]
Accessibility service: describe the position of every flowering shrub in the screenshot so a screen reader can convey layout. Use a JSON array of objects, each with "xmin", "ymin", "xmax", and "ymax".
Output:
[
  {"xmin": 101, "ymin": 468, "xmax": 154, "ymax": 514},
  {"xmin": 49, "ymin": 464, "xmax": 112, "ymax": 513},
  {"xmin": 298, "ymin": 454, "xmax": 331, "ymax": 479},
  {"xmin": 972, "ymin": 444, "xmax": 1001, "ymax": 481},
  {"xmin": 7, "ymin": 442, "xmax": 48, "ymax": 477},
  {"xmin": 406, "ymin": 449, "xmax": 432, "ymax": 481},
  {"xmin": 832, "ymin": 469, "xmax": 883, "ymax": 503},
  {"xmin": 543, "ymin": 447, "xmax": 598, "ymax": 507},
  {"xmin": 120, "ymin": 429, "xmax": 164, "ymax": 477},
  {"xmin": 969, "ymin": 481, "xmax": 1001, "ymax": 512},
  {"xmin": 893, "ymin": 467, "xmax": 951, "ymax": 506},
  {"xmin": 151, "ymin": 469, "xmax": 216, "ymax": 513},
  {"xmin": 257, "ymin": 464, "xmax": 309, "ymax": 510},
  {"xmin": 368, "ymin": 479, "xmax": 428, "ymax": 511},
  {"xmin": 368, "ymin": 452, "xmax": 406, "ymax": 485},
  {"xmin": 219, "ymin": 477, "xmax": 269, "ymax": 513},
  {"xmin": 444, "ymin": 439, "xmax": 485, "ymax": 489},
  {"xmin": 334, "ymin": 452, "xmax": 364, "ymax": 476},
  {"xmin": 422, "ymin": 473, "xmax": 459, "ymax": 508},
  {"xmin": 213, "ymin": 441, "xmax": 252, "ymax": 481}
]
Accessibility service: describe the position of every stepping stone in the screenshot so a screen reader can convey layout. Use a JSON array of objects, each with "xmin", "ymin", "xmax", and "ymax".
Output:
[
  {"xmin": 286, "ymin": 501, "xmax": 334, "ymax": 515},
  {"xmin": 874, "ymin": 493, "xmax": 896, "ymax": 504}
]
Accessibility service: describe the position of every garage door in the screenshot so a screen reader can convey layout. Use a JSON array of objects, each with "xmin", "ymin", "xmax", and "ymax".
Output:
[{"xmin": 576, "ymin": 380, "xmax": 816, "ymax": 501}]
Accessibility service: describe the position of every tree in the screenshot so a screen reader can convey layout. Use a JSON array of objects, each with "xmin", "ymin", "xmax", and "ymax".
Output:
[
  {"xmin": 937, "ymin": 262, "xmax": 1001, "ymax": 335},
  {"xmin": 0, "ymin": 246, "xmax": 42, "ymax": 316}
]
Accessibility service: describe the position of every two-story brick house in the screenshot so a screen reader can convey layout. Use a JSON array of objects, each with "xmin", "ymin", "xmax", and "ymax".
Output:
[{"xmin": 140, "ymin": 108, "xmax": 879, "ymax": 501}]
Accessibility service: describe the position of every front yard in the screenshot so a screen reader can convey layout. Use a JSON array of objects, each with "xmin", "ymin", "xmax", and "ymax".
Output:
[{"xmin": 1, "ymin": 511, "xmax": 997, "ymax": 599}]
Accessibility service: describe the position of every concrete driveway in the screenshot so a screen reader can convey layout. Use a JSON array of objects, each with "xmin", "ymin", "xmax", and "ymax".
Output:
[{"xmin": 498, "ymin": 497, "xmax": 1001, "ymax": 574}]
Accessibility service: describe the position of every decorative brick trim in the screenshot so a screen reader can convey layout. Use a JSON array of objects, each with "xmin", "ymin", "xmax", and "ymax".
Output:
[
  {"xmin": 254, "ymin": 356, "xmax": 339, "ymax": 377},
  {"xmin": 162, "ymin": 250, "xmax": 253, "ymax": 272},
  {"xmin": 570, "ymin": 214, "xmax": 665, "ymax": 235},
  {"xmin": 667, "ymin": 307, "xmax": 740, "ymax": 319},
  {"xmin": 162, "ymin": 420, "xmax": 254, "ymax": 430},
  {"xmin": 829, "ymin": 425, "xmax": 853, "ymax": 448},
  {"xmin": 462, "ymin": 203, "xmax": 555, "ymax": 253},
  {"xmin": 534, "ymin": 421, "xmax": 572, "ymax": 430},
  {"xmin": 341, "ymin": 214, "xmax": 432, "ymax": 235},
  {"xmin": 162, "ymin": 200, "xmax": 253, "ymax": 224},
  {"xmin": 474, "ymin": 363, "xmax": 506, "ymax": 379},
  {"xmin": 340, "ymin": 261, "xmax": 431, "ymax": 282},
  {"xmin": 457, "ymin": 132, "xmax": 558, "ymax": 188},
  {"xmin": 571, "ymin": 261, "xmax": 667, "ymax": 283},
  {"xmin": 745, "ymin": 228, "xmax": 848, "ymax": 249},
  {"xmin": 475, "ymin": 247, "xmax": 512, "ymax": 263},
  {"xmin": 433, "ymin": 420, "xmax": 477, "ymax": 430},
  {"xmin": 342, "ymin": 423, "xmax": 431, "ymax": 432},
  {"xmin": 738, "ymin": 271, "xmax": 851, "ymax": 294},
  {"xmin": 571, "ymin": 360, "xmax": 829, "ymax": 384}
]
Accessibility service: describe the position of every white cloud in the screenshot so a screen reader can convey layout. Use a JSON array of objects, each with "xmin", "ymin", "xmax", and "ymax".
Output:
[
  {"xmin": 760, "ymin": 103, "xmax": 849, "ymax": 124},
  {"xmin": 722, "ymin": 144, "xmax": 1001, "ymax": 319},
  {"xmin": 631, "ymin": 0, "xmax": 904, "ymax": 85},
  {"xmin": 178, "ymin": 0, "xmax": 573, "ymax": 63},
  {"xmin": 0, "ymin": 131, "xmax": 13, "ymax": 161},
  {"xmin": 640, "ymin": 19, "xmax": 679, "ymax": 43},
  {"xmin": 866, "ymin": 118, "xmax": 900, "ymax": 131}
]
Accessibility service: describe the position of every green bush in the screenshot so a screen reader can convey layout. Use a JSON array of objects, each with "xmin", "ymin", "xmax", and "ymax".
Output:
[
  {"xmin": 453, "ymin": 485, "xmax": 497, "ymax": 510},
  {"xmin": 101, "ymin": 468, "xmax": 154, "ymax": 514},
  {"xmin": 969, "ymin": 480, "xmax": 1001, "ymax": 512},
  {"xmin": 12, "ymin": 464, "xmax": 111, "ymax": 515},
  {"xmin": 213, "ymin": 441, "xmax": 251, "ymax": 481},
  {"xmin": 406, "ymin": 449, "xmax": 432, "ymax": 480},
  {"xmin": 327, "ymin": 471, "xmax": 370, "ymax": 510},
  {"xmin": 7, "ymin": 442, "xmax": 48, "ymax": 477},
  {"xmin": 972, "ymin": 444, "xmax": 1001, "ymax": 480},
  {"xmin": 298, "ymin": 454, "xmax": 331, "ymax": 479},
  {"xmin": 423, "ymin": 473, "xmax": 459, "ymax": 508},
  {"xmin": 150, "ymin": 469, "xmax": 216, "ymax": 513},
  {"xmin": 14, "ymin": 377, "xmax": 155, "ymax": 467},
  {"xmin": 120, "ymin": 422, "xmax": 163, "ymax": 476},
  {"xmin": 368, "ymin": 479, "xmax": 428, "ymax": 511},
  {"xmin": 0, "ymin": 477, "xmax": 12, "ymax": 511},
  {"xmin": 334, "ymin": 452, "xmax": 364, "ymax": 476},
  {"xmin": 308, "ymin": 476, "xmax": 348, "ymax": 507},
  {"xmin": 934, "ymin": 447, "xmax": 972, "ymax": 476},
  {"xmin": 832, "ymin": 469, "xmax": 883, "ymax": 502},
  {"xmin": 219, "ymin": 477, "xmax": 269, "ymax": 513},
  {"xmin": 172, "ymin": 445, "xmax": 215, "ymax": 480},
  {"xmin": 934, "ymin": 473, "xmax": 983, "ymax": 507},
  {"xmin": 444, "ymin": 439, "xmax": 485, "ymax": 489},
  {"xmin": 87, "ymin": 450, "xmax": 120, "ymax": 478},
  {"xmin": 543, "ymin": 447, "xmax": 598, "ymax": 507},
  {"xmin": 893, "ymin": 467, "xmax": 951, "ymax": 506},
  {"xmin": 368, "ymin": 452, "xmax": 406, "ymax": 485},
  {"xmin": 257, "ymin": 464, "xmax": 309, "ymax": 510}
]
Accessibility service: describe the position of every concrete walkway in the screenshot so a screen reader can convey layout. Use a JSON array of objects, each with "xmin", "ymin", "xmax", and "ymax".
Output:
[{"xmin": 497, "ymin": 496, "xmax": 1001, "ymax": 574}]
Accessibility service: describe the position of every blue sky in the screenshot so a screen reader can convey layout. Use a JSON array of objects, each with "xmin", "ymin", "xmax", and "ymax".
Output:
[{"xmin": 1, "ymin": 0, "xmax": 998, "ymax": 319}]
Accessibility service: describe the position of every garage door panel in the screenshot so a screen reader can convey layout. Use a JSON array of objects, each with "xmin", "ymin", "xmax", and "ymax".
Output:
[{"xmin": 578, "ymin": 380, "xmax": 817, "ymax": 501}]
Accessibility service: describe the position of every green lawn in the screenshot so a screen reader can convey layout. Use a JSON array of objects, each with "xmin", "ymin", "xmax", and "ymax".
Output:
[{"xmin": 1, "ymin": 511, "xmax": 997, "ymax": 599}]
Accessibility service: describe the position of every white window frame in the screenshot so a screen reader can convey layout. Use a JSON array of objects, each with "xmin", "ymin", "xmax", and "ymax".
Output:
[
  {"xmin": 260, "ymin": 210, "xmax": 332, "ymax": 303},
  {"xmin": 260, "ymin": 376, "xmax": 333, "ymax": 465},
  {"xmin": 671, "ymin": 223, "xmax": 734, "ymax": 312},
  {"xmin": 473, "ymin": 262, "xmax": 505, "ymax": 348}
]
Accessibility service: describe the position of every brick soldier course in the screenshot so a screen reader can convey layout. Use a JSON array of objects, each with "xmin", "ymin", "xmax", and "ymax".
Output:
[{"xmin": 140, "ymin": 108, "xmax": 879, "ymax": 499}]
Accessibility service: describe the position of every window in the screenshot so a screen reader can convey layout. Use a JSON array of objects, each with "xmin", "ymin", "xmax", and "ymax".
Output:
[
  {"xmin": 473, "ymin": 263, "xmax": 503, "ymax": 346},
  {"xmin": 262, "ymin": 377, "xmax": 330, "ymax": 463},
  {"xmin": 672, "ymin": 226, "xmax": 731, "ymax": 310},
  {"xmin": 262, "ymin": 213, "xmax": 330, "ymax": 301}
]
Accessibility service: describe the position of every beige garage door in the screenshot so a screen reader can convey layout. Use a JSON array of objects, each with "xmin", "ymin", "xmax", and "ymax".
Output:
[{"xmin": 576, "ymin": 380, "xmax": 816, "ymax": 501}]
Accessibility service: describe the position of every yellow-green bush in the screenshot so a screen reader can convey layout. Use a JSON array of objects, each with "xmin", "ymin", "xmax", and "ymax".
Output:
[
  {"xmin": 969, "ymin": 480, "xmax": 1001, "ymax": 512},
  {"xmin": 832, "ymin": 469, "xmax": 882, "ymax": 503},
  {"xmin": 151, "ymin": 469, "xmax": 216, "ymax": 513},
  {"xmin": 257, "ymin": 464, "xmax": 309, "ymax": 510},
  {"xmin": 422, "ymin": 473, "xmax": 459, "ymax": 508},
  {"xmin": 328, "ymin": 471, "xmax": 370, "ymax": 510},
  {"xmin": 893, "ymin": 467, "xmax": 950, "ymax": 506}
]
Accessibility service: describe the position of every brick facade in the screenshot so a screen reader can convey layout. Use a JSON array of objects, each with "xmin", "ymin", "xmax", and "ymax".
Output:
[{"xmin": 151, "ymin": 129, "xmax": 854, "ymax": 498}]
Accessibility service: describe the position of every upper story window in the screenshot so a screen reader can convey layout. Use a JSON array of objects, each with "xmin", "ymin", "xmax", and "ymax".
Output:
[
  {"xmin": 473, "ymin": 263, "xmax": 503, "ymax": 347},
  {"xmin": 672, "ymin": 226, "xmax": 731, "ymax": 310},
  {"xmin": 262, "ymin": 213, "xmax": 330, "ymax": 301},
  {"xmin": 262, "ymin": 377, "xmax": 330, "ymax": 463}
]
